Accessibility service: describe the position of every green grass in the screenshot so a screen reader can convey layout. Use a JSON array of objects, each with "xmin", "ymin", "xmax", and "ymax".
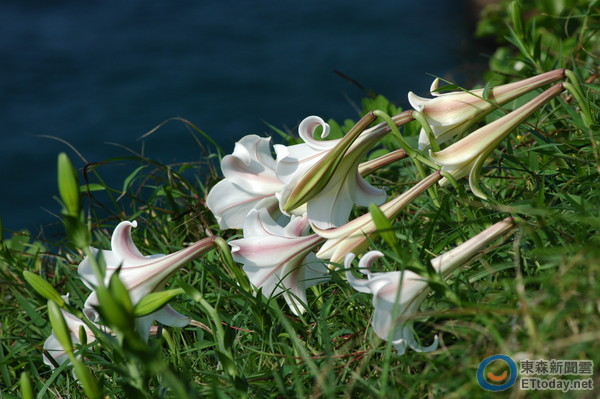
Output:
[{"xmin": 1, "ymin": 1, "xmax": 599, "ymax": 397}]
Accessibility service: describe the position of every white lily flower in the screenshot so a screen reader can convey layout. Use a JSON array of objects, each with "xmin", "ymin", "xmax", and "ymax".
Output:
[
  {"xmin": 345, "ymin": 217, "xmax": 515, "ymax": 355},
  {"xmin": 229, "ymin": 208, "xmax": 328, "ymax": 315},
  {"xmin": 315, "ymin": 172, "xmax": 442, "ymax": 265},
  {"xmin": 43, "ymin": 296, "xmax": 99, "ymax": 368},
  {"xmin": 276, "ymin": 112, "xmax": 413, "ymax": 229},
  {"xmin": 345, "ymin": 251, "xmax": 438, "ymax": 355},
  {"xmin": 430, "ymin": 83, "xmax": 565, "ymax": 198},
  {"xmin": 207, "ymin": 134, "xmax": 286, "ymax": 229},
  {"xmin": 409, "ymin": 69, "xmax": 566, "ymax": 149},
  {"xmin": 79, "ymin": 221, "xmax": 216, "ymax": 340}
]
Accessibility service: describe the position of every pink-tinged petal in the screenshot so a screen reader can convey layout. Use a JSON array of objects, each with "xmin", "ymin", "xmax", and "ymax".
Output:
[
  {"xmin": 357, "ymin": 250, "xmax": 384, "ymax": 273},
  {"xmin": 344, "ymin": 253, "xmax": 371, "ymax": 293},
  {"xmin": 221, "ymin": 135, "xmax": 283, "ymax": 194},
  {"xmin": 242, "ymin": 208, "xmax": 287, "ymax": 238},
  {"xmin": 43, "ymin": 334, "xmax": 69, "ymax": 368},
  {"xmin": 306, "ymin": 179, "xmax": 355, "ymax": 230},
  {"xmin": 279, "ymin": 261, "xmax": 309, "ymax": 315},
  {"xmin": 152, "ymin": 305, "xmax": 191, "ymax": 327},
  {"xmin": 43, "ymin": 298, "xmax": 102, "ymax": 368},
  {"xmin": 302, "ymin": 253, "xmax": 330, "ymax": 288},
  {"xmin": 206, "ymin": 179, "xmax": 280, "ymax": 229},
  {"xmin": 283, "ymin": 213, "xmax": 310, "ymax": 237},
  {"xmin": 110, "ymin": 221, "xmax": 147, "ymax": 266},
  {"xmin": 230, "ymin": 209, "xmax": 327, "ymax": 314},
  {"xmin": 429, "ymin": 77, "xmax": 442, "ymax": 96},
  {"xmin": 232, "ymin": 234, "xmax": 321, "ymax": 277},
  {"xmin": 404, "ymin": 325, "xmax": 439, "ymax": 353},
  {"xmin": 349, "ymin": 171, "xmax": 387, "ymax": 207},
  {"xmin": 391, "ymin": 338, "xmax": 408, "ymax": 356},
  {"xmin": 297, "ymin": 115, "xmax": 335, "ymax": 150},
  {"xmin": 274, "ymin": 142, "xmax": 330, "ymax": 184},
  {"xmin": 135, "ymin": 315, "xmax": 156, "ymax": 342},
  {"xmin": 371, "ymin": 307, "xmax": 394, "ymax": 341},
  {"xmin": 78, "ymin": 248, "xmax": 121, "ymax": 289}
]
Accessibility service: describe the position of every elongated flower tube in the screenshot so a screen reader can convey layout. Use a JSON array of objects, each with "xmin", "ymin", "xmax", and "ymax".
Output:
[
  {"xmin": 43, "ymin": 296, "xmax": 100, "ymax": 368},
  {"xmin": 79, "ymin": 221, "xmax": 216, "ymax": 339},
  {"xmin": 229, "ymin": 208, "xmax": 328, "ymax": 315},
  {"xmin": 430, "ymin": 82, "xmax": 565, "ymax": 198},
  {"xmin": 315, "ymin": 172, "xmax": 442, "ymax": 265},
  {"xmin": 345, "ymin": 217, "xmax": 515, "ymax": 355},
  {"xmin": 409, "ymin": 69, "xmax": 566, "ymax": 149},
  {"xmin": 430, "ymin": 216, "xmax": 515, "ymax": 275},
  {"xmin": 276, "ymin": 111, "xmax": 413, "ymax": 229},
  {"xmin": 207, "ymin": 134, "xmax": 285, "ymax": 229}
]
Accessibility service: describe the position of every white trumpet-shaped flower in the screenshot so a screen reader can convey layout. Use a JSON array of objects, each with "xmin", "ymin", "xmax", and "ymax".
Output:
[
  {"xmin": 276, "ymin": 112, "xmax": 413, "ymax": 229},
  {"xmin": 229, "ymin": 208, "xmax": 328, "ymax": 315},
  {"xmin": 79, "ymin": 221, "xmax": 216, "ymax": 340},
  {"xmin": 430, "ymin": 83, "xmax": 565, "ymax": 198},
  {"xmin": 207, "ymin": 134, "xmax": 286, "ymax": 229},
  {"xmin": 345, "ymin": 251, "xmax": 438, "ymax": 355},
  {"xmin": 409, "ymin": 69, "xmax": 565, "ymax": 149},
  {"xmin": 43, "ymin": 296, "xmax": 100, "ymax": 368},
  {"xmin": 345, "ymin": 217, "xmax": 515, "ymax": 355}
]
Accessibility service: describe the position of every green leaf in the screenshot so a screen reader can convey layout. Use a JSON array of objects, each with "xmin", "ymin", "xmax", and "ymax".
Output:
[
  {"xmin": 72, "ymin": 359, "xmax": 102, "ymax": 399},
  {"xmin": 22, "ymin": 271, "xmax": 65, "ymax": 307},
  {"xmin": 63, "ymin": 215, "xmax": 91, "ymax": 248},
  {"xmin": 108, "ymin": 271, "xmax": 134, "ymax": 314},
  {"xmin": 47, "ymin": 300, "xmax": 73, "ymax": 357},
  {"xmin": 134, "ymin": 288, "xmax": 185, "ymax": 317},
  {"xmin": 80, "ymin": 183, "xmax": 106, "ymax": 192},
  {"xmin": 20, "ymin": 371, "xmax": 34, "ymax": 399},
  {"xmin": 95, "ymin": 283, "xmax": 134, "ymax": 333},
  {"xmin": 369, "ymin": 203, "xmax": 397, "ymax": 249},
  {"xmin": 510, "ymin": 1, "xmax": 524, "ymax": 39},
  {"xmin": 57, "ymin": 153, "xmax": 80, "ymax": 217},
  {"xmin": 118, "ymin": 165, "xmax": 147, "ymax": 200}
]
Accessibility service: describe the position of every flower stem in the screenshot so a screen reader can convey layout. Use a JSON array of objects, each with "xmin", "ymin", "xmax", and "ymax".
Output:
[
  {"xmin": 564, "ymin": 70, "xmax": 594, "ymax": 128},
  {"xmin": 413, "ymin": 111, "xmax": 441, "ymax": 152},
  {"xmin": 373, "ymin": 110, "xmax": 440, "ymax": 206},
  {"xmin": 358, "ymin": 149, "xmax": 407, "ymax": 177}
]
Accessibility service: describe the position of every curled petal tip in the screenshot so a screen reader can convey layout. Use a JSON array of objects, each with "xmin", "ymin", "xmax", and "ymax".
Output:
[
  {"xmin": 429, "ymin": 78, "xmax": 441, "ymax": 95},
  {"xmin": 407, "ymin": 92, "xmax": 426, "ymax": 111}
]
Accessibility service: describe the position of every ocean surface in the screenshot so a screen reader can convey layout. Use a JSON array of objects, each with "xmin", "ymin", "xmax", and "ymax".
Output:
[{"xmin": 0, "ymin": 0, "xmax": 488, "ymax": 234}]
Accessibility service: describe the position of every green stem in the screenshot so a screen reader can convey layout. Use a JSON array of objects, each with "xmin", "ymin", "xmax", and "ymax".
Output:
[
  {"xmin": 215, "ymin": 237, "xmax": 251, "ymax": 292},
  {"xmin": 564, "ymin": 77, "xmax": 594, "ymax": 129},
  {"xmin": 373, "ymin": 110, "xmax": 440, "ymax": 206},
  {"xmin": 412, "ymin": 111, "xmax": 441, "ymax": 152}
]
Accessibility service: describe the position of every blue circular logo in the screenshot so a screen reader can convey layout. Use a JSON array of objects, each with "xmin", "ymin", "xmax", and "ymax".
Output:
[{"xmin": 476, "ymin": 354, "xmax": 518, "ymax": 391}]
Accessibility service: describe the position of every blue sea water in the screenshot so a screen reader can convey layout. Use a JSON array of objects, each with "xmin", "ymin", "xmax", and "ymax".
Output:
[{"xmin": 0, "ymin": 0, "xmax": 486, "ymax": 233}]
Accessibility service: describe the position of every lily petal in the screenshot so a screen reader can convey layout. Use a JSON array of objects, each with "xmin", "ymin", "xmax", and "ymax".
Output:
[
  {"xmin": 206, "ymin": 179, "xmax": 280, "ymax": 230},
  {"xmin": 230, "ymin": 209, "xmax": 327, "ymax": 315},
  {"xmin": 221, "ymin": 135, "xmax": 283, "ymax": 194},
  {"xmin": 206, "ymin": 134, "xmax": 285, "ymax": 229}
]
